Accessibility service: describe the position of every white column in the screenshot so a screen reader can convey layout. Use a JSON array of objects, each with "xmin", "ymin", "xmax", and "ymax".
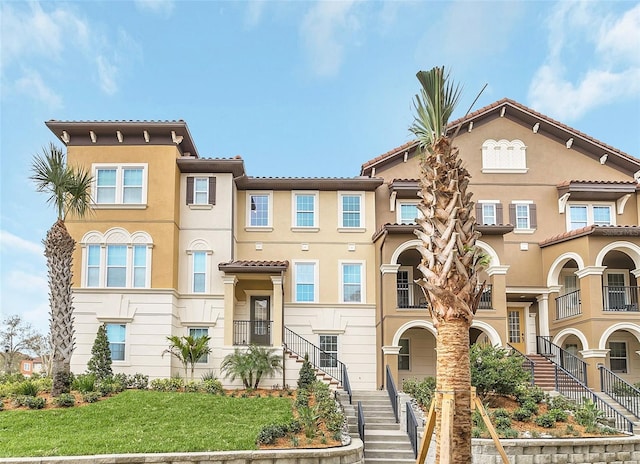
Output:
[{"xmin": 536, "ymin": 294, "xmax": 550, "ymax": 338}]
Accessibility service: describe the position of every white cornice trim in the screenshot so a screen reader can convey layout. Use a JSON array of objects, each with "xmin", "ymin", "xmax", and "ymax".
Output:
[
  {"xmin": 575, "ymin": 266, "xmax": 606, "ymax": 278},
  {"xmin": 380, "ymin": 264, "xmax": 401, "ymax": 274}
]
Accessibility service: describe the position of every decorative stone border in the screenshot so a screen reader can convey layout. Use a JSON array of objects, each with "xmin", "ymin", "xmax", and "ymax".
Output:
[
  {"xmin": 0, "ymin": 439, "xmax": 364, "ymax": 464},
  {"xmin": 471, "ymin": 435, "xmax": 640, "ymax": 463}
]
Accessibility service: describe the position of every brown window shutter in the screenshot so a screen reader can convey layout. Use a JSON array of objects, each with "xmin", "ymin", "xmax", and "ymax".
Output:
[
  {"xmin": 186, "ymin": 177, "xmax": 194, "ymax": 204},
  {"xmin": 530, "ymin": 204, "xmax": 537, "ymax": 228},
  {"xmin": 475, "ymin": 204, "xmax": 483, "ymax": 225},
  {"xmin": 509, "ymin": 204, "xmax": 516, "ymax": 225},
  {"xmin": 496, "ymin": 203, "xmax": 503, "ymax": 225},
  {"xmin": 208, "ymin": 177, "xmax": 216, "ymax": 205}
]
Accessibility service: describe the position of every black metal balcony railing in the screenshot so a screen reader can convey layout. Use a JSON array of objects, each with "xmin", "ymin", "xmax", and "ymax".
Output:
[
  {"xmin": 603, "ymin": 286, "xmax": 640, "ymax": 312},
  {"xmin": 233, "ymin": 320, "xmax": 272, "ymax": 346},
  {"xmin": 536, "ymin": 336, "xmax": 587, "ymax": 385},
  {"xmin": 556, "ymin": 289, "xmax": 581, "ymax": 320},
  {"xmin": 396, "ymin": 283, "xmax": 492, "ymax": 309},
  {"xmin": 600, "ymin": 364, "xmax": 640, "ymax": 420}
]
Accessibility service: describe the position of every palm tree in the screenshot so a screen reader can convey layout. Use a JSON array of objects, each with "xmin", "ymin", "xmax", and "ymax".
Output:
[
  {"xmin": 31, "ymin": 143, "xmax": 93, "ymax": 396},
  {"xmin": 221, "ymin": 345, "xmax": 282, "ymax": 389},
  {"xmin": 409, "ymin": 67, "xmax": 485, "ymax": 463},
  {"xmin": 162, "ymin": 335, "xmax": 212, "ymax": 381}
]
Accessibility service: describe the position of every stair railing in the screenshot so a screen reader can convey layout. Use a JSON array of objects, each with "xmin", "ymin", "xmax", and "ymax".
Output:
[
  {"xmin": 284, "ymin": 327, "xmax": 345, "ymax": 386},
  {"xmin": 357, "ymin": 401, "xmax": 365, "ymax": 448},
  {"xmin": 554, "ymin": 364, "xmax": 633, "ymax": 434},
  {"xmin": 342, "ymin": 364, "xmax": 353, "ymax": 404},
  {"xmin": 600, "ymin": 364, "xmax": 640, "ymax": 420},
  {"xmin": 385, "ymin": 364, "xmax": 399, "ymax": 422},
  {"xmin": 406, "ymin": 401, "xmax": 419, "ymax": 458},
  {"xmin": 536, "ymin": 335, "xmax": 587, "ymax": 385},
  {"xmin": 507, "ymin": 343, "xmax": 536, "ymax": 385}
]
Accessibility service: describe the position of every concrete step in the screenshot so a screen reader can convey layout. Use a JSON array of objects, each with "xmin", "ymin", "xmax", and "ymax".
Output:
[{"xmin": 365, "ymin": 449, "xmax": 416, "ymax": 460}]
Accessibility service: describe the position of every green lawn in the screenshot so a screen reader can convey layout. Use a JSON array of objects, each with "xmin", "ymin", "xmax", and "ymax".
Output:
[{"xmin": 0, "ymin": 390, "xmax": 294, "ymax": 457}]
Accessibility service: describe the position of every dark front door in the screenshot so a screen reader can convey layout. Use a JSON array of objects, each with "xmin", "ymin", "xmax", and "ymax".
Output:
[{"xmin": 250, "ymin": 296, "xmax": 271, "ymax": 345}]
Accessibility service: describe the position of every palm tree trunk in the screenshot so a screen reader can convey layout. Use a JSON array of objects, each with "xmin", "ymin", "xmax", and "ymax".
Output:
[
  {"xmin": 45, "ymin": 220, "xmax": 76, "ymax": 396},
  {"xmin": 434, "ymin": 314, "xmax": 472, "ymax": 463}
]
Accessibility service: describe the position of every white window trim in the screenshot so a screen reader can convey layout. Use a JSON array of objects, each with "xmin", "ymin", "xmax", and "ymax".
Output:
[
  {"xmin": 609, "ymin": 340, "xmax": 628, "ymax": 373},
  {"xmin": 339, "ymin": 260, "xmax": 366, "ymax": 304},
  {"xmin": 319, "ymin": 334, "xmax": 339, "ymax": 369},
  {"xmin": 292, "ymin": 260, "xmax": 319, "ymax": 303},
  {"xmin": 512, "ymin": 200, "xmax": 535, "ymax": 234},
  {"xmin": 338, "ymin": 191, "xmax": 365, "ymax": 232},
  {"xmin": 193, "ymin": 177, "xmax": 210, "ymax": 206},
  {"xmin": 565, "ymin": 201, "xmax": 616, "ymax": 231},
  {"xmin": 81, "ymin": 241, "xmax": 153, "ymax": 289},
  {"xmin": 187, "ymin": 249, "xmax": 213, "ymax": 294},
  {"xmin": 398, "ymin": 338, "xmax": 410, "ymax": 371},
  {"xmin": 246, "ymin": 191, "xmax": 273, "ymax": 231},
  {"xmin": 105, "ymin": 322, "xmax": 128, "ymax": 364},
  {"xmin": 291, "ymin": 191, "xmax": 319, "ymax": 231},
  {"xmin": 396, "ymin": 200, "xmax": 421, "ymax": 224},
  {"xmin": 92, "ymin": 163, "xmax": 148, "ymax": 208},
  {"xmin": 188, "ymin": 327, "xmax": 210, "ymax": 364},
  {"xmin": 479, "ymin": 200, "xmax": 499, "ymax": 226}
]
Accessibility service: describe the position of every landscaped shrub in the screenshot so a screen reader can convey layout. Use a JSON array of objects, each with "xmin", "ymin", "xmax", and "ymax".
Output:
[
  {"xmin": 512, "ymin": 407, "xmax": 534, "ymax": 422},
  {"xmin": 402, "ymin": 377, "xmax": 436, "ymax": 409},
  {"xmin": 520, "ymin": 399, "xmax": 539, "ymax": 415},
  {"xmin": 82, "ymin": 391, "xmax": 101, "ymax": 403},
  {"xmin": 548, "ymin": 408, "xmax": 568, "ymax": 422},
  {"xmin": 491, "ymin": 408, "xmax": 512, "ymax": 430},
  {"xmin": 54, "ymin": 393, "xmax": 76, "ymax": 407},
  {"xmin": 203, "ymin": 378, "xmax": 223, "ymax": 394},
  {"xmin": 26, "ymin": 396, "xmax": 46, "ymax": 409},
  {"xmin": 201, "ymin": 370, "xmax": 217, "ymax": 382},
  {"xmin": 0, "ymin": 399, "xmax": 3, "ymax": 411},
  {"xmin": 87, "ymin": 324, "xmax": 113, "ymax": 380},
  {"xmin": 548, "ymin": 395, "xmax": 576, "ymax": 412},
  {"xmin": 514, "ymin": 384, "xmax": 546, "ymax": 405},
  {"xmin": 128, "ymin": 373, "xmax": 149, "ymax": 390},
  {"xmin": 534, "ymin": 412, "xmax": 556, "ymax": 428},
  {"xmin": 294, "ymin": 388, "xmax": 311, "ymax": 409},
  {"xmin": 297, "ymin": 354, "xmax": 316, "ymax": 390},
  {"xmin": 12, "ymin": 395, "xmax": 30, "ymax": 407},
  {"xmin": 184, "ymin": 381, "xmax": 201, "ymax": 392},
  {"xmin": 471, "ymin": 344, "xmax": 531, "ymax": 399},
  {"xmin": 15, "ymin": 380, "xmax": 40, "ymax": 397},
  {"xmin": 575, "ymin": 399, "xmax": 605, "ymax": 432},
  {"xmin": 72, "ymin": 374, "xmax": 96, "ymax": 393},
  {"xmin": 34, "ymin": 377, "xmax": 52, "ymax": 393},
  {"xmin": 150, "ymin": 377, "xmax": 183, "ymax": 392}
]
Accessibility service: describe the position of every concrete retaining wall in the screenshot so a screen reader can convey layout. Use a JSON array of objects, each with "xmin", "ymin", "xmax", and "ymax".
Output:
[
  {"xmin": 471, "ymin": 435, "xmax": 640, "ymax": 463},
  {"xmin": 0, "ymin": 439, "xmax": 364, "ymax": 464}
]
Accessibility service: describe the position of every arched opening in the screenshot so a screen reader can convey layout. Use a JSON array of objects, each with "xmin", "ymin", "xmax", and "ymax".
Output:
[
  {"xmin": 601, "ymin": 250, "xmax": 638, "ymax": 312},
  {"xmin": 599, "ymin": 324, "xmax": 640, "ymax": 382}
]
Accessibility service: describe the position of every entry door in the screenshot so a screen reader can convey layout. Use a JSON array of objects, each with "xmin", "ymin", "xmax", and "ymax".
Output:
[
  {"xmin": 250, "ymin": 296, "xmax": 271, "ymax": 345},
  {"xmin": 507, "ymin": 308, "xmax": 525, "ymax": 352}
]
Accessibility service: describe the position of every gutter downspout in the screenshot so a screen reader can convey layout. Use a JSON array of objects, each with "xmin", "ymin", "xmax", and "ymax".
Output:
[{"xmin": 378, "ymin": 229, "xmax": 388, "ymax": 389}]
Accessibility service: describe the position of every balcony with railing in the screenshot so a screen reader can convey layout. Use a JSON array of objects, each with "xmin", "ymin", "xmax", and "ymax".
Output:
[
  {"xmin": 396, "ymin": 283, "xmax": 492, "ymax": 309},
  {"xmin": 603, "ymin": 286, "xmax": 640, "ymax": 312},
  {"xmin": 233, "ymin": 320, "xmax": 272, "ymax": 346},
  {"xmin": 556, "ymin": 289, "xmax": 581, "ymax": 320}
]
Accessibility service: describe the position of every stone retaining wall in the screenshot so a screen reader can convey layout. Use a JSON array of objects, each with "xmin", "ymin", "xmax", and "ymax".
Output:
[
  {"xmin": 471, "ymin": 435, "xmax": 640, "ymax": 463},
  {"xmin": 0, "ymin": 439, "xmax": 364, "ymax": 464}
]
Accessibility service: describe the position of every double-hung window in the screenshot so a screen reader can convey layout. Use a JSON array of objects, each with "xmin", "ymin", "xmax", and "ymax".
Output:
[
  {"xmin": 106, "ymin": 323, "xmax": 126, "ymax": 361},
  {"xmin": 510, "ymin": 202, "xmax": 537, "ymax": 231},
  {"xmin": 319, "ymin": 335, "xmax": 338, "ymax": 368},
  {"xmin": 186, "ymin": 177, "xmax": 216, "ymax": 206},
  {"xmin": 341, "ymin": 261, "xmax": 364, "ymax": 303},
  {"xmin": 106, "ymin": 245, "xmax": 127, "ymax": 287},
  {"xmin": 477, "ymin": 201, "xmax": 502, "ymax": 226},
  {"xmin": 192, "ymin": 251, "xmax": 207, "ymax": 293},
  {"xmin": 248, "ymin": 192, "xmax": 272, "ymax": 228},
  {"xmin": 398, "ymin": 338, "xmax": 410, "ymax": 370},
  {"xmin": 294, "ymin": 261, "xmax": 317, "ymax": 302},
  {"xmin": 94, "ymin": 164, "xmax": 147, "ymax": 206},
  {"xmin": 397, "ymin": 202, "xmax": 420, "ymax": 224},
  {"xmin": 567, "ymin": 203, "xmax": 613, "ymax": 231},
  {"xmin": 293, "ymin": 192, "xmax": 318, "ymax": 228},
  {"xmin": 609, "ymin": 341, "xmax": 628, "ymax": 373},
  {"xmin": 339, "ymin": 192, "xmax": 364, "ymax": 229},
  {"xmin": 189, "ymin": 327, "xmax": 209, "ymax": 363}
]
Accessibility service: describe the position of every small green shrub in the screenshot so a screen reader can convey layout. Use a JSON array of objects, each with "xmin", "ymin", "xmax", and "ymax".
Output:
[
  {"xmin": 149, "ymin": 377, "xmax": 183, "ymax": 392},
  {"xmin": 514, "ymin": 384, "xmax": 546, "ymax": 405},
  {"xmin": 12, "ymin": 395, "xmax": 30, "ymax": 407},
  {"xmin": 534, "ymin": 413, "xmax": 556, "ymax": 428},
  {"xmin": 256, "ymin": 423, "xmax": 288, "ymax": 445},
  {"xmin": 402, "ymin": 377, "xmax": 436, "ymax": 409},
  {"xmin": 128, "ymin": 373, "xmax": 149, "ymax": 390},
  {"xmin": 184, "ymin": 381, "xmax": 202, "ymax": 393},
  {"xmin": 202, "ymin": 378, "xmax": 223, "ymax": 394},
  {"xmin": 520, "ymin": 399, "xmax": 539, "ymax": 415},
  {"xmin": 54, "ymin": 393, "xmax": 76, "ymax": 407},
  {"xmin": 575, "ymin": 399, "xmax": 605, "ymax": 430},
  {"xmin": 82, "ymin": 391, "xmax": 101, "ymax": 403},
  {"xmin": 512, "ymin": 407, "xmax": 533, "ymax": 422},
  {"xmin": 548, "ymin": 395, "xmax": 576, "ymax": 412},
  {"xmin": 298, "ymin": 404, "xmax": 321, "ymax": 438},
  {"xmin": 73, "ymin": 374, "xmax": 96, "ymax": 393},
  {"xmin": 548, "ymin": 408, "xmax": 568, "ymax": 422},
  {"xmin": 26, "ymin": 396, "xmax": 46, "ymax": 409},
  {"xmin": 16, "ymin": 380, "xmax": 40, "ymax": 397},
  {"xmin": 491, "ymin": 408, "xmax": 511, "ymax": 430},
  {"xmin": 201, "ymin": 370, "xmax": 217, "ymax": 382},
  {"xmin": 472, "ymin": 408, "xmax": 486, "ymax": 430},
  {"xmin": 297, "ymin": 354, "xmax": 316, "ymax": 390},
  {"xmin": 500, "ymin": 428, "xmax": 518, "ymax": 438},
  {"xmin": 294, "ymin": 388, "xmax": 311, "ymax": 408},
  {"xmin": 471, "ymin": 344, "xmax": 531, "ymax": 399},
  {"xmin": 472, "ymin": 427, "xmax": 484, "ymax": 438}
]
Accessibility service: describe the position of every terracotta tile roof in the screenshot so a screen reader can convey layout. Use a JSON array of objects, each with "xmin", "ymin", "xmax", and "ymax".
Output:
[
  {"xmin": 557, "ymin": 180, "xmax": 638, "ymax": 187},
  {"xmin": 360, "ymin": 98, "xmax": 639, "ymax": 174},
  {"xmin": 47, "ymin": 119, "xmax": 187, "ymax": 123},
  {"xmin": 539, "ymin": 225, "xmax": 640, "ymax": 248},
  {"xmin": 218, "ymin": 260, "xmax": 289, "ymax": 273}
]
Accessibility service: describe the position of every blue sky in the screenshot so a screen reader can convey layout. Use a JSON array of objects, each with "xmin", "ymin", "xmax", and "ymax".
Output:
[{"xmin": 1, "ymin": 0, "xmax": 639, "ymax": 335}]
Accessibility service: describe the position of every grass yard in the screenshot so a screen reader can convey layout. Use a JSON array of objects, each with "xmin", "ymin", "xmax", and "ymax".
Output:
[{"xmin": 0, "ymin": 390, "xmax": 294, "ymax": 457}]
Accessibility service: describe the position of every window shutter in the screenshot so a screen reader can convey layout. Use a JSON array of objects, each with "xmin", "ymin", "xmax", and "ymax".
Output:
[
  {"xmin": 496, "ymin": 203, "xmax": 503, "ymax": 225},
  {"xmin": 530, "ymin": 204, "xmax": 537, "ymax": 229},
  {"xmin": 186, "ymin": 177, "xmax": 194, "ymax": 204},
  {"xmin": 509, "ymin": 204, "xmax": 516, "ymax": 225},
  {"xmin": 208, "ymin": 177, "xmax": 216, "ymax": 205},
  {"xmin": 475, "ymin": 204, "xmax": 483, "ymax": 225}
]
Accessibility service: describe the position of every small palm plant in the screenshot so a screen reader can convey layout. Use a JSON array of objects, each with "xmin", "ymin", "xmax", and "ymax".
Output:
[
  {"xmin": 221, "ymin": 345, "xmax": 282, "ymax": 389},
  {"xmin": 162, "ymin": 335, "xmax": 212, "ymax": 381}
]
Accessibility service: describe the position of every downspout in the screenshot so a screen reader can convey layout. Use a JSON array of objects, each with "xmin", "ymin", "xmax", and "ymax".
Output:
[
  {"xmin": 378, "ymin": 229, "xmax": 388, "ymax": 389},
  {"xmin": 281, "ymin": 269, "xmax": 286, "ymax": 389}
]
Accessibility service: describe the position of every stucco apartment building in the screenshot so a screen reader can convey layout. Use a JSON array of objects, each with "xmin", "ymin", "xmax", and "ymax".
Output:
[{"xmin": 45, "ymin": 98, "xmax": 640, "ymax": 392}]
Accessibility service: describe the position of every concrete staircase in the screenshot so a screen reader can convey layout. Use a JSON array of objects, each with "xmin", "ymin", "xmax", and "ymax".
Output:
[
  {"xmin": 596, "ymin": 392, "xmax": 640, "ymax": 433},
  {"xmin": 350, "ymin": 390, "xmax": 416, "ymax": 464},
  {"xmin": 284, "ymin": 350, "xmax": 340, "ymax": 390},
  {"xmin": 527, "ymin": 353, "xmax": 558, "ymax": 390}
]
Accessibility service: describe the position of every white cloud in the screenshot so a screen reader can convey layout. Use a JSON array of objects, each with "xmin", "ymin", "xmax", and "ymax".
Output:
[
  {"xmin": 528, "ymin": 1, "xmax": 640, "ymax": 120},
  {"xmin": 14, "ymin": 69, "xmax": 63, "ymax": 109},
  {"xmin": 0, "ymin": 230, "xmax": 44, "ymax": 256},
  {"xmin": 245, "ymin": 0, "xmax": 267, "ymax": 28},
  {"xmin": 300, "ymin": 1, "xmax": 361, "ymax": 77},
  {"xmin": 96, "ymin": 56, "xmax": 119, "ymax": 95},
  {"xmin": 135, "ymin": 0, "xmax": 175, "ymax": 18}
]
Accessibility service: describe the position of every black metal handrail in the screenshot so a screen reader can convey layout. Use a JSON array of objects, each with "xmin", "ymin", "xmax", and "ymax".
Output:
[
  {"xmin": 283, "ymin": 327, "xmax": 344, "ymax": 386},
  {"xmin": 536, "ymin": 336, "xmax": 587, "ymax": 385},
  {"xmin": 233, "ymin": 320, "xmax": 272, "ymax": 346},
  {"xmin": 556, "ymin": 289, "xmax": 581, "ymax": 319},
  {"xmin": 554, "ymin": 364, "xmax": 633, "ymax": 434},
  {"xmin": 406, "ymin": 401, "xmax": 419, "ymax": 458},
  {"xmin": 507, "ymin": 343, "xmax": 535, "ymax": 385},
  {"xmin": 478, "ymin": 284, "xmax": 493, "ymax": 309},
  {"xmin": 386, "ymin": 365, "xmax": 399, "ymax": 422},
  {"xmin": 600, "ymin": 364, "xmax": 640, "ymax": 419},
  {"xmin": 342, "ymin": 364, "xmax": 352, "ymax": 404},
  {"xmin": 603, "ymin": 286, "xmax": 640, "ymax": 311},
  {"xmin": 357, "ymin": 400, "xmax": 365, "ymax": 447}
]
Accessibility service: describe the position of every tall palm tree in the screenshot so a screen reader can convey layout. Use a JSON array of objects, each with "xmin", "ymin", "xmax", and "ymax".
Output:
[
  {"xmin": 162, "ymin": 335, "xmax": 212, "ymax": 381},
  {"xmin": 409, "ymin": 67, "xmax": 485, "ymax": 463},
  {"xmin": 31, "ymin": 143, "xmax": 93, "ymax": 396}
]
